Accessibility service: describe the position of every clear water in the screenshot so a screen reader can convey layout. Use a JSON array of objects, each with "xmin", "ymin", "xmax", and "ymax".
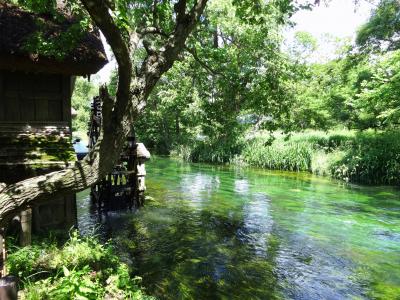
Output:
[{"xmin": 77, "ymin": 156, "xmax": 400, "ymax": 299}]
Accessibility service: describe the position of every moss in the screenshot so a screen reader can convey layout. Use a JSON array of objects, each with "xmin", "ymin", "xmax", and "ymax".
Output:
[
  {"xmin": 0, "ymin": 133, "xmax": 76, "ymax": 183},
  {"xmin": 2, "ymin": 134, "xmax": 76, "ymax": 163}
]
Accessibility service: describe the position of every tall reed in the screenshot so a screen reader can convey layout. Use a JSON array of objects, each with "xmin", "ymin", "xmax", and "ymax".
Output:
[
  {"xmin": 172, "ymin": 129, "xmax": 400, "ymax": 185},
  {"xmin": 241, "ymin": 129, "xmax": 400, "ymax": 185}
]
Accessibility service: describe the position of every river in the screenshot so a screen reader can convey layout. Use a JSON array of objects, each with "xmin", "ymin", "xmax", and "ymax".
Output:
[{"xmin": 77, "ymin": 156, "xmax": 400, "ymax": 299}]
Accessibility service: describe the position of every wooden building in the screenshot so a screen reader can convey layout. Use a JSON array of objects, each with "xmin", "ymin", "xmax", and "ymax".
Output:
[{"xmin": 0, "ymin": 2, "xmax": 107, "ymax": 243}]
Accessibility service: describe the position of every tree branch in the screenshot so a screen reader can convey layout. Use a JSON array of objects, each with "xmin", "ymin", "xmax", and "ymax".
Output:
[
  {"xmin": 0, "ymin": 0, "xmax": 133, "ymax": 227},
  {"xmin": 138, "ymin": 27, "xmax": 168, "ymax": 37},
  {"xmin": 152, "ymin": 0, "xmax": 158, "ymax": 27},
  {"xmin": 0, "ymin": 0, "xmax": 209, "ymax": 227},
  {"xmin": 80, "ymin": 0, "xmax": 132, "ymax": 125},
  {"xmin": 174, "ymin": 0, "xmax": 187, "ymax": 23},
  {"xmin": 139, "ymin": 0, "xmax": 209, "ymax": 95},
  {"xmin": 184, "ymin": 46, "xmax": 227, "ymax": 79}
]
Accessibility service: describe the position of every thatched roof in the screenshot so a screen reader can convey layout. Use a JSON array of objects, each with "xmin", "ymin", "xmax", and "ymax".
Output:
[{"xmin": 0, "ymin": 2, "xmax": 108, "ymax": 75}]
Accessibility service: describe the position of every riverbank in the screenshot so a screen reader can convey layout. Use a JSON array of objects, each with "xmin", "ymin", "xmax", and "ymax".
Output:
[
  {"xmin": 6, "ymin": 231, "xmax": 154, "ymax": 299},
  {"xmin": 172, "ymin": 129, "xmax": 400, "ymax": 185}
]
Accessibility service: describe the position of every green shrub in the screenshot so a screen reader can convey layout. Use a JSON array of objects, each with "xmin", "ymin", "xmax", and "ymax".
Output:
[
  {"xmin": 289, "ymin": 129, "xmax": 355, "ymax": 150},
  {"xmin": 7, "ymin": 231, "xmax": 155, "ymax": 300},
  {"xmin": 329, "ymin": 131, "xmax": 400, "ymax": 184},
  {"xmin": 6, "ymin": 245, "xmax": 42, "ymax": 280}
]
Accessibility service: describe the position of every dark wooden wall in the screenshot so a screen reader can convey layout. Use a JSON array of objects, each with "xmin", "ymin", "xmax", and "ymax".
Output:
[
  {"xmin": 0, "ymin": 70, "xmax": 77, "ymax": 236},
  {"xmin": 0, "ymin": 71, "xmax": 71, "ymax": 126}
]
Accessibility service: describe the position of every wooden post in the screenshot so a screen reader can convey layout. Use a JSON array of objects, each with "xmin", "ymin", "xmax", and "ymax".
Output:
[
  {"xmin": 19, "ymin": 209, "xmax": 32, "ymax": 246},
  {"xmin": 135, "ymin": 143, "xmax": 150, "ymax": 207},
  {"xmin": 64, "ymin": 195, "xmax": 77, "ymax": 229},
  {"xmin": 136, "ymin": 161, "xmax": 146, "ymax": 206},
  {"xmin": 0, "ymin": 229, "xmax": 5, "ymax": 277},
  {"xmin": 0, "ymin": 276, "xmax": 18, "ymax": 300}
]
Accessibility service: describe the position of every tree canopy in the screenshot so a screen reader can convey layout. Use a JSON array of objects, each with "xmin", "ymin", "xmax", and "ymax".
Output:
[{"xmin": 128, "ymin": 0, "xmax": 400, "ymax": 162}]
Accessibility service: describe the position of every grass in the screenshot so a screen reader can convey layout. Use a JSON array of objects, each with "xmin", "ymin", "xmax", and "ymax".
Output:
[
  {"xmin": 241, "ymin": 137, "xmax": 313, "ymax": 172},
  {"xmin": 6, "ymin": 231, "xmax": 155, "ymax": 300}
]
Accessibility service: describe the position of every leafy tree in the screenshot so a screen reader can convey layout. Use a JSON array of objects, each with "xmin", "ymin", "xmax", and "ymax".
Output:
[
  {"xmin": 357, "ymin": 0, "xmax": 400, "ymax": 52},
  {"xmin": 71, "ymin": 77, "xmax": 99, "ymax": 134},
  {"xmin": 133, "ymin": 0, "xmax": 400, "ymax": 163},
  {"xmin": 134, "ymin": 0, "xmax": 301, "ymax": 159},
  {"xmin": 289, "ymin": 31, "xmax": 318, "ymax": 62},
  {"xmin": 355, "ymin": 50, "xmax": 400, "ymax": 128}
]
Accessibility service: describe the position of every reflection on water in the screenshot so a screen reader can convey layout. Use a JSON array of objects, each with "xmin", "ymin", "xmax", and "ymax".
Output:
[{"xmin": 77, "ymin": 157, "xmax": 400, "ymax": 299}]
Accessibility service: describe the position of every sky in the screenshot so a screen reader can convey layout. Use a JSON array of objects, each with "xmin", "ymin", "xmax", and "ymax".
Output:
[
  {"xmin": 96, "ymin": 0, "xmax": 376, "ymax": 82},
  {"xmin": 96, "ymin": 35, "xmax": 115, "ymax": 84},
  {"xmin": 290, "ymin": 0, "xmax": 375, "ymax": 39},
  {"xmin": 284, "ymin": 0, "xmax": 377, "ymax": 61}
]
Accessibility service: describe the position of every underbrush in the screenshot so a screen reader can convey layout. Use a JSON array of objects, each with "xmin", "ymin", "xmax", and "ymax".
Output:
[{"xmin": 6, "ymin": 231, "xmax": 154, "ymax": 300}]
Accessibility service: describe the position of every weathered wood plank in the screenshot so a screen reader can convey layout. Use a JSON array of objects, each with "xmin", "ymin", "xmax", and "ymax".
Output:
[
  {"xmin": 4, "ymin": 96, "xmax": 19, "ymax": 121},
  {"xmin": 20, "ymin": 99, "xmax": 35, "ymax": 121},
  {"xmin": 19, "ymin": 209, "xmax": 32, "ymax": 246},
  {"xmin": 35, "ymin": 99, "xmax": 49, "ymax": 121},
  {"xmin": 2, "ymin": 72, "xmax": 66, "ymax": 123},
  {"xmin": 62, "ymin": 76, "xmax": 71, "ymax": 124},
  {"xmin": 48, "ymin": 99, "xmax": 63, "ymax": 121}
]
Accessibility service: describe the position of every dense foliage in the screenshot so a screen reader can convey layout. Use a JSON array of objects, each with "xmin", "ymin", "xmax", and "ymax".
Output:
[
  {"xmin": 131, "ymin": 0, "xmax": 400, "ymax": 184},
  {"xmin": 7, "ymin": 232, "xmax": 154, "ymax": 300},
  {"xmin": 133, "ymin": 0, "xmax": 297, "ymax": 154}
]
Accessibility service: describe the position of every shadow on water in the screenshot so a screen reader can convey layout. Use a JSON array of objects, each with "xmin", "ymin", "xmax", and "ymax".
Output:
[{"xmin": 77, "ymin": 156, "xmax": 400, "ymax": 300}]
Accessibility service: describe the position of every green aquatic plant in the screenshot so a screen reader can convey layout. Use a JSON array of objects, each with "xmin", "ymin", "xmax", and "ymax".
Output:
[
  {"xmin": 242, "ymin": 139, "xmax": 313, "ymax": 172},
  {"xmin": 135, "ymin": 157, "xmax": 400, "ymax": 299}
]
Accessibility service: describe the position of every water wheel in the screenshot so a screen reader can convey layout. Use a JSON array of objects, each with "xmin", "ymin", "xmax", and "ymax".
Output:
[{"xmin": 87, "ymin": 95, "xmax": 147, "ymax": 211}]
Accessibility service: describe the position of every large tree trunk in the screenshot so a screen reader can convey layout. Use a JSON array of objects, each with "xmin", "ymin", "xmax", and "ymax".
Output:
[{"xmin": 0, "ymin": 0, "xmax": 208, "ymax": 227}]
